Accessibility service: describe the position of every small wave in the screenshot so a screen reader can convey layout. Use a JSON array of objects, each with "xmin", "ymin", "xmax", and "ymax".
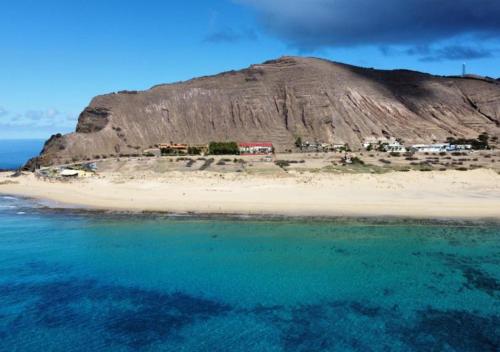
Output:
[
  {"xmin": 16, "ymin": 211, "xmax": 26, "ymax": 215},
  {"xmin": 1, "ymin": 196, "xmax": 17, "ymax": 200},
  {"xmin": 0, "ymin": 205, "xmax": 16, "ymax": 209}
]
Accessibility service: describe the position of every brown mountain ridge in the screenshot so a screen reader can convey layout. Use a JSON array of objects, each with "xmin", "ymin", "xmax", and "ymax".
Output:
[{"xmin": 29, "ymin": 56, "xmax": 500, "ymax": 167}]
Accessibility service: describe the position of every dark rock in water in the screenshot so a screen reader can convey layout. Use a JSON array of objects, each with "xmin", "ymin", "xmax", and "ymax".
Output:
[
  {"xmin": 462, "ymin": 267, "xmax": 500, "ymax": 297},
  {"xmin": 32, "ymin": 56, "xmax": 500, "ymax": 166},
  {"xmin": 401, "ymin": 309, "xmax": 500, "ymax": 351}
]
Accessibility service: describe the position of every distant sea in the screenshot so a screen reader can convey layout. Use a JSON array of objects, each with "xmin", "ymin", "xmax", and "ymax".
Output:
[
  {"xmin": 0, "ymin": 139, "xmax": 45, "ymax": 170},
  {"xmin": 0, "ymin": 196, "xmax": 499, "ymax": 351}
]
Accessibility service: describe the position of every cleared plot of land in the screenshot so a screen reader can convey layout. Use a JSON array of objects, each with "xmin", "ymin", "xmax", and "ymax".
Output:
[{"xmin": 92, "ymin": 150, "xmax": 500, "ymax": 176}]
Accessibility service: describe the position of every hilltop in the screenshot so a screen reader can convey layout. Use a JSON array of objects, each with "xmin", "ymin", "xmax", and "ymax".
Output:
[{"xmin": 28, "ymin": 56, "xmax": 500, "ymax": 167}]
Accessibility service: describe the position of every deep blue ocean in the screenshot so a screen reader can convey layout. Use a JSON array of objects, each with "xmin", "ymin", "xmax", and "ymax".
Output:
[
  {"xmin": 0, "ymin": 139, "xmax": 45, "ymax": 170},
  {"xmin": 0, "ymin": 196, "xmax": 498, "ymax": 351}
]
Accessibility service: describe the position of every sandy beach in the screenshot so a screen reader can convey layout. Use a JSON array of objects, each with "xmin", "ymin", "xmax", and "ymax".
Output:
[{"xmin": 1, "ymin": 168, "xmax": 500, "ymax": 219}]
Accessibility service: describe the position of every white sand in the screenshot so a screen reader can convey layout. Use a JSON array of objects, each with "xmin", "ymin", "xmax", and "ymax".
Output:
[{"xmin": 1, "ymin": 169, "xmax": 500, "ymax": 219}]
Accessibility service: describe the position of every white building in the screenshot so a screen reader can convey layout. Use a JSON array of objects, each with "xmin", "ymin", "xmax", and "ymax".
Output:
[
  {"xmin": 448, "ymin": 144, "xmax": 472, "ymax": 152},
  {"xmin": 411, "ymin": 144, "xmax": 449, "ymax": 153},
  {"xmin": 411, "ymin": 143, "xmax": 473, "ymax": 153},
  {"xmin": 363, "ymin": 136, "xmax": 400, "ymax": 149},
  {"xmin": 363, "ymin": 137, "xmax": 407, "ymax": 153},
  {"xmin": 239, "ymin": 142, "xmax": 274, "ymax": 155},
  {"xmin": 385, "ymin": 142, "xmax": 407, "ymax": 153}
]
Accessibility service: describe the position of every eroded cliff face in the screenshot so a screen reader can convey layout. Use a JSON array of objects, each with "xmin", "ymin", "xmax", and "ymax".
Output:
[{"xmin": 29, "ymin": 56, "xmax": 500, "ymax": 167}]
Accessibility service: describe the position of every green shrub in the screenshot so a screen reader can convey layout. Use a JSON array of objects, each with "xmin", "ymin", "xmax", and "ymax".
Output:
[
  {"xmin": 208, "ymin": 141, "xmax": 239, "ymax": 155},
  {"xmin": 295, "ymin": 136, "xmax": 302, "ymax": 149},
  {"xmin": 377, "ymin": 143, "xmax": 388, "ymax": 152},
  {"xmin": 275, "ymin": 160, "xmax": 290, "ymax": 168},
  {"xmin": 351, "ymin": 157, "xmax": 365, "ymax": 165},
  {"xmin": 446, "ymin": 133, "xmax": 489, "ymax": 150},
  {"xmin": 187, "ymin": 147, "xmax": 202, "ymax": 155}
]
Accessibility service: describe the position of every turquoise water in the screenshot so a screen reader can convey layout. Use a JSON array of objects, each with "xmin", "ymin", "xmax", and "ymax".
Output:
[
  {"xmin": 0, "ymin": 196, "xmax": 499, "ymax": 351},
  {"xmin": 0, "ymin": 139, "xmax": 45, "ymax": 170}
]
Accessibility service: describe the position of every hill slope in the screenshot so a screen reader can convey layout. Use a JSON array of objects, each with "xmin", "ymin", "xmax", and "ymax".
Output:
[{"xmin": 30, "ymin": 56, "xmax": 500, "ymax": 167}]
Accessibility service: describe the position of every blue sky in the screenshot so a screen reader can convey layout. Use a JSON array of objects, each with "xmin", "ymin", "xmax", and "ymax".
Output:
[{"xmin": 1, "ymin": 0, "xmax": 499, "ymax": 139}]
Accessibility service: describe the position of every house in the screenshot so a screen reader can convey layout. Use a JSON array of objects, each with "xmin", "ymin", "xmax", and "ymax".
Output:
[
  {"xmin": 239, "ymin": 142, "xmax": 274, "ymax": 155},
  {"xmin": 300, "ymin": 142, "xmax": 346, "ymax": 152},
  {"xmin": 82, "ymin": 162, "xmax": 97, "ymax": 172},
  {"xmin": 60, "ymin": 169, "xmax": 79, "ymax": 178},
  {"xmin": 331, "ymin": 144, "xmax": 347, "ymax": 151},
  {"xmin": 158, "ymin": 143, "xmax": 209, "ymax": 155},
  {"xmin": 384, "ymin": 142, "xmax": 407, "ymax": 153},
  {"xmin": 411, "ymin": 144, "xmax": 449, "ymax": 153},
  {"xmin": 448, "ymin": 144, "xmax": 472, "ymax": 152},
  {"xmin": 190, "ymin": 144, "xmax": 209, "ymax": 155},
  {"xmin": 363, "ymin": 137, "xmax": 399, "ymax": 151}
]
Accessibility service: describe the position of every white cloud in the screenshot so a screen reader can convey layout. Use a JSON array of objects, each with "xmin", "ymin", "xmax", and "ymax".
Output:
[{"xmin": 0, "ymin": 107, "xmax": 77, "ymax": 129}]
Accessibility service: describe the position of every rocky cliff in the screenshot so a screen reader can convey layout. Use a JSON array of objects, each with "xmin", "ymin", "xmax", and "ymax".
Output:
[{"xmin": 29, "ymin": 56, "xmax": 500, "ymax": 167}]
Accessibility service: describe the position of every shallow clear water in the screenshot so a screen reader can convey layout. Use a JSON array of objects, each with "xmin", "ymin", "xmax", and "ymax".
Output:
[
  {"xmin": 0, "ymin": 196, "xmax": 499, "ymax": 351},
  {"xmin": 0, "ymin": 139, "xmax": 44, "ymax": 169}
]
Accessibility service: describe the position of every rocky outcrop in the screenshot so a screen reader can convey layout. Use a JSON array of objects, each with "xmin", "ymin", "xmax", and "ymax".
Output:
[
  {"xmin": 76, "ymin": 107, "xmax": 111, "ymax": 133},
  {"xmin": 29, "ymin": 56, "xmax": 500, "ymax": 167}
]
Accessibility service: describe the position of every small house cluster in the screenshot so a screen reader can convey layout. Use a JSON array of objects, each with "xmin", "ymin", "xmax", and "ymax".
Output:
[
  {"xmin": 299, "ymin": 141, "xmax": 348, "ymax": 152},
  {"xmin": 152, "ymin": 142, "xmax": 275, "ymax": 156},
  {"xmin": 363, "ymin": 137, "xmax": 473, "ymax": 154},
  {"xmin": 158, "ymin": 143, "xmax": 209, "ymax": 156},
  {"xmin": 410, "ymin": 144, "xmax": 472, "ymax": 153},
  {"xmin": 363, "ymin": 137, "xmax": 407, "ymax": 153},
  {"xmin": 37, "ymin": 162, "xmax": 97, "ymax": 180}
]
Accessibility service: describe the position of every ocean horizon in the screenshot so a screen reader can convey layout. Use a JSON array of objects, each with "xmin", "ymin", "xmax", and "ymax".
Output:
[
  {"xmin": 0, "ymin": 139, "xmax": 45, "ymax": 170},
  {"xmin": 0, "ymin": 196, "xmax": 498, "ymax": 351}
]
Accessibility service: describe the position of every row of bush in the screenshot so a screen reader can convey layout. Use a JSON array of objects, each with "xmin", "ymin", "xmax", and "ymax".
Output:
[
  {"xmin": 208, "ymin": 142, "xmax": 239, "ymax": 155},
  {"xmin": 446, "ymin": 133, "xmax": 492, "ymax": 150}
]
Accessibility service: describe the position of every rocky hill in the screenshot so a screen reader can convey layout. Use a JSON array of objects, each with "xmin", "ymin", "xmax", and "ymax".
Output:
[{"xmin": 29, "ymin": 56, "xmax": 500, "ymax": 167}]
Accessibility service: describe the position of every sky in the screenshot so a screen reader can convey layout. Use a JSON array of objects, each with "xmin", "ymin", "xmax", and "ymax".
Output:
[{"xmin": 1, "ymin": 0, "xmax": 499, "ymax": 139}]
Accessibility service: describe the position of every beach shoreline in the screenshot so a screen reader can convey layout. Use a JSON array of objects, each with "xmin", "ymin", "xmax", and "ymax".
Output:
[{"xmin": 2, "ymin": 169, "xmax": 500, "ymax": 220}]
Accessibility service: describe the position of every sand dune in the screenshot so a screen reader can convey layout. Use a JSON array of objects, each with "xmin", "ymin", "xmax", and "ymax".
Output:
[{"xmin": 1, "ymin": 169, "xmax": 500, "ymax": 219}]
